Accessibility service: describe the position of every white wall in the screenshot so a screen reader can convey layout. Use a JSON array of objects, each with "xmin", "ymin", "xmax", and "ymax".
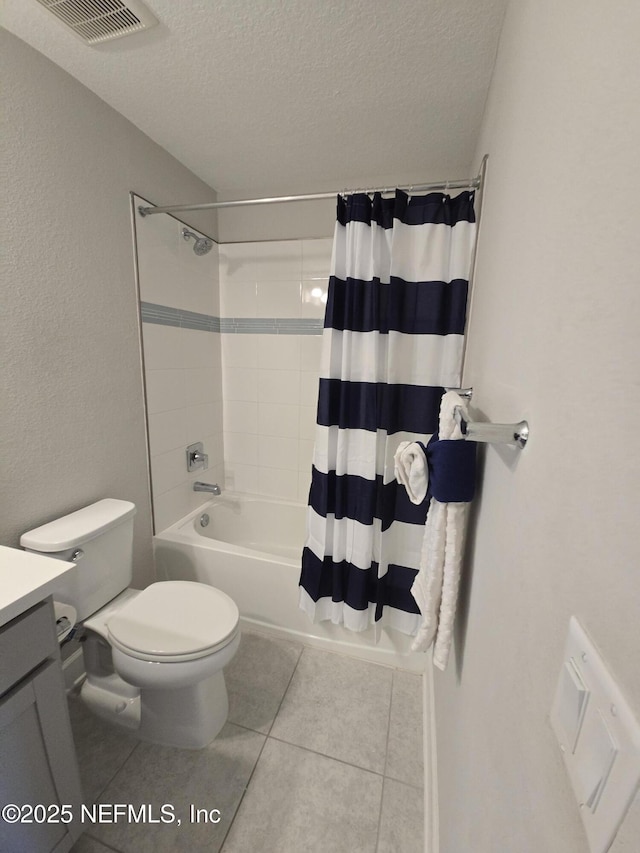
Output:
[
  {"xmin": 435, "ymin": 2, "xmax": 640, "ymax": 851},
  {"xmin": 134, "ymin": 201, "xmax": 224, "ymax": 531},
  {"xmin": 219, "ymin": 239, "xmax": 331, "ymax": 502},
  {"xmin": 217, "ymin": 198, "xmax": 334, "ymax": 243},
  {"xmin": 1, "ymin": 32, "xmax": 218, "ymax": 585}
]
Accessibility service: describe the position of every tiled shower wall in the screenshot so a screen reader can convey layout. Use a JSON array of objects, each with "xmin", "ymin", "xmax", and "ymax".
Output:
[
  {"xmin": 219, "ymin": 239, "xmax": 331, "ymax": 502},
  {"xmin": 135, "ymin": 198, "xmax": 224, "ymax": 532},
  {"xmin": 137, "ymin": 206, "xmax": 331, "ymax": 530}
]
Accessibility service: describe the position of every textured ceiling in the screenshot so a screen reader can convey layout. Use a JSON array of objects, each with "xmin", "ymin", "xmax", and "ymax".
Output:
[{"xmin": 3, "ymin": 0, "xmax": 507, "ymax": 197}]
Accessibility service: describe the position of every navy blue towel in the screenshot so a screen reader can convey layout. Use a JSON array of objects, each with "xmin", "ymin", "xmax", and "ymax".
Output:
[{"xmin": 420, "ymin": 435, "xmax": 476, "ymax": 503}]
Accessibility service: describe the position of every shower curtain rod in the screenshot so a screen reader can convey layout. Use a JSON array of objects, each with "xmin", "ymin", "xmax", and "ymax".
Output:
[{"xmin": 137, "ymin": 174, "xmax": 481, "ymax": 217}]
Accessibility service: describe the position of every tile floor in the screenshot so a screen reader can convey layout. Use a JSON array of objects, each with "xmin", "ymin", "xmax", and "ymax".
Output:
[{"xmin": 69, "ymin": 630, "xmax": 424, "ymax": 853}]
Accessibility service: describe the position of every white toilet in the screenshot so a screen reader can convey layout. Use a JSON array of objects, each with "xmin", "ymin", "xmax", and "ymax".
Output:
[{"xmin": 21, "ymin": 498, "xmax": 240, "ymax": 749}]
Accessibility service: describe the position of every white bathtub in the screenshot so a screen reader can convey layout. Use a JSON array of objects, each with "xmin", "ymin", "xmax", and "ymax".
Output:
[{"xmin": 154, "ymin": 492, "xmax": 425, "ymax": 671}]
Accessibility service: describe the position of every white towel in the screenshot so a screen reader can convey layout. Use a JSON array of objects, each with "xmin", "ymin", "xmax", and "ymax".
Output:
[
  {"xmin": 394, "ymin": 441, "xmax": 429, "ymax": 505},
  {"xmin": 410, "ymin": 391, "xmax": 470, "ymax": 669}
]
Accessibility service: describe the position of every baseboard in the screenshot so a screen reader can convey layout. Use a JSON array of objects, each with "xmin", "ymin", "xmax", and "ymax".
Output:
[{"xmin": 423, "ymin": 650, "xmax": 439, "ymax": 853}]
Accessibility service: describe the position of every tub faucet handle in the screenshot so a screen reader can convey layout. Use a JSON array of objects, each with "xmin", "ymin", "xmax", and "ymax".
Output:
[{"xmin": 186, "ymin": 442, "xmax": 208, "ymax": 472}]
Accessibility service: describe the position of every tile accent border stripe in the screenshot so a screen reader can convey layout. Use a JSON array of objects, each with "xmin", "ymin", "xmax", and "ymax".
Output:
[{"xmin": 141, "ymin": 302, "xmax": 323, "ymax": 335}]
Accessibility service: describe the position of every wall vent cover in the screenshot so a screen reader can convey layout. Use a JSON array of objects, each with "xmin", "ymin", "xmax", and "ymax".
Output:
[{"xmin": 35, "ymin": 0, "xmax": 158, "ymax": 45}]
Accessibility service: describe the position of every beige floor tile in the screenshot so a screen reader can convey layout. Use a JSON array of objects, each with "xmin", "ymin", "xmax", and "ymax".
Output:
[
  {"xmin": 270, "ymin": 647, "xmax": 393, "ymax": 773},
  {"xmin": 377, "ymin": 777, "xmax": 424, "ymax": 853},
  {"xmin": 385, "ymin": 670, "xmax": 424, "ymax": 787},
  {"xmin": 222, "ymin": 738, "xmax": 383, "ymax": 853},
  {"xmin": 225, "ymin": 630, "xmax": 303, "ymax": 733},
  {"xmin": 90, "ymin": 723, "xmax": 265, "ymax": 853},
  {"xmin": 67, "ymin": 698, "xmax": 139, "ymax": 805}
]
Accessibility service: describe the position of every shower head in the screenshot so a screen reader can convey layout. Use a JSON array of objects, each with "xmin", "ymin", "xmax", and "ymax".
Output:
[{"xmin": 182, "ymin": 227, "xmax": 213, "ymax": 256}]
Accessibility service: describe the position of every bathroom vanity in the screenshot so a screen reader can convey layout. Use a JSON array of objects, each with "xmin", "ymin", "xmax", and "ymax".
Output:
[{"xmin": 0, "ymin": 546, "xmax": 83, "ymax": 853}]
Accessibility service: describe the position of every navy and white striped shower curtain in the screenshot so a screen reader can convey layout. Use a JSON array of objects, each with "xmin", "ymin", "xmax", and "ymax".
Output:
[{"xmin": 299, "ymin": 189, "xmax": 476, "ymax": 635}]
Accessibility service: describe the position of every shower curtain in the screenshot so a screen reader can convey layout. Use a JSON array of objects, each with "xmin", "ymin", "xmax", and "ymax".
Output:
[{"xmin": 299, "ymin": 189, "xmax": 476, "ymax": 635}]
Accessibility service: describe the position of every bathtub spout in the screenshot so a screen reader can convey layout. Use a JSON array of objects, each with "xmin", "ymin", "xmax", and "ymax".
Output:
[{"xmin": 193, "ymin": 482, "xmax": 221, "ymax": 495}]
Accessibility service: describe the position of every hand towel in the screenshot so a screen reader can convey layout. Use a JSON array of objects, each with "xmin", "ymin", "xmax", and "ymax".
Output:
[
  {"xmin": 410, "ymin": 390, "xmax": 475, "ymax": 669},
  {"xmin": 394, "ymin": 441, "xmax": 429, "ymax": 505}
]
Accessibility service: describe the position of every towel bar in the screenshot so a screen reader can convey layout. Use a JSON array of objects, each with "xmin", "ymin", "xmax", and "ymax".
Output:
[
  {"xmin": 453, "ymin": 406, "xmax": 529, "ymax": 449},
  {"xmin": 444, "ymin": 388, "xmax": 529, "ymax": 448}
]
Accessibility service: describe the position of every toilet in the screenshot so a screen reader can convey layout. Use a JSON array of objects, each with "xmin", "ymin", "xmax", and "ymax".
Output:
[{"xmin": 21, "ymin": 499, "xmax": 240, "ymax": 749}]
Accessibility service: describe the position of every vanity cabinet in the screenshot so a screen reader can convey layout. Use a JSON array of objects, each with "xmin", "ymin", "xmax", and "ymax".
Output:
[{"xmin": 0, "ymin": 598, "xmax": 83, "ymax": 853}]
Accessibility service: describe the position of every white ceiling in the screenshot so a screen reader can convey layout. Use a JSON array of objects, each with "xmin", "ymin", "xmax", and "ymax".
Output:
[{"xmin": 3, "ymin": 0, "xmax": 507, "ymax": 198}]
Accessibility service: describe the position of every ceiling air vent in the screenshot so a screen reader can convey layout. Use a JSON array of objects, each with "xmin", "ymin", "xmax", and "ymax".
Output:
[{"xmin": 35, "ymin": 0, "xmax": 158, "ymax": 45}]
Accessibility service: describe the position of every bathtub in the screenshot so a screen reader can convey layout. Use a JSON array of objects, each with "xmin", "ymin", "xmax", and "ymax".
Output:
[{"xmin": 154, "ymin": 492, "xmax": 425, "ymax": 671}]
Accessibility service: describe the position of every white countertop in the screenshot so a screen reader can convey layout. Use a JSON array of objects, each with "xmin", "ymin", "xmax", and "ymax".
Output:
[{"xmin": 0, "ymin": 545, "xmax": 76, "ymax": 628}]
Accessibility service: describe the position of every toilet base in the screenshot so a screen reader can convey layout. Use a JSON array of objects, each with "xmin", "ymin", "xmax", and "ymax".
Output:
[
  {"xmin": 141, "ymin": 670, "xmax": 229, "ymax": 749},
  {"xmin": 80, "ymin": 669, "xmax": 229, "ymax": 749},
  {"xmin": 78, "ymin": 632, "xmax": 240, "ymax": 749},
  {"xmin": 81, "ymin": 674, "xmax": 140, "ymax": 731}
]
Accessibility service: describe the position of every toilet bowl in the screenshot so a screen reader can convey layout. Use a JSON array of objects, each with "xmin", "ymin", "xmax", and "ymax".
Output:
[
  {"xmin": 79, "ymin": 581, "xmax": 240, "ymax": 749},
  {"xmin": 20, "ymin": 499, "xmax": 241, "ymax": 749}
]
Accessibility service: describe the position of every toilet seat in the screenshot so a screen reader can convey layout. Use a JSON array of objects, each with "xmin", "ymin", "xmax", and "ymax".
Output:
[{"xmin": 107, "ymin": 581, "xmax": 239, "ymax": 663}]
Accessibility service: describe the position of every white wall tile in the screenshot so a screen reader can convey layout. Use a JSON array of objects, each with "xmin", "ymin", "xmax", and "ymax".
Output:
[
  {"xmin": 220, "ymin": 240, "xmax": 302, "ymax": 284},
  {"xmin": 298, "ymin": 470, "xmax": 312, "ymax": 503},
  {"xmin": 258, "ymin": 467, "xmax": 298, "ymax": 500},
  {"xmin": 147, "ymin": 408, "xmax": 185, "ymax": 455},
  {"xmin": 176, "ymin": 233, "xmax": 218, "ymax": 316},
  {"xmin": 258, "ymin": 435, "xmax": 298, "ymax": 470},
  {"xmin": 299, "ymin": 406, "xmax": 317, "ymax": 441},
  {"xmin": 218, "ymin": 239, "xmax": 327, "ymax": 504},
  {"xmin": 224, "ymin": 400, "xmax": 258, "ymax": 434},
  {"xmin": 224, "ymin": 366, "xmax": 258, "ymax": 401},
  {"xmin": 153, "ymin": 483, "xmax": 188, "ymax": 532},
  {"xmin": 206, "ymin": 463, "xmax": 226, "ymax": 493},
  {"xmin": 222, "ymin": 334, "xmax": 259, "ymax": 368},
  {"xmin": 258, "ymin": 402, "xmax": 299, "ymax": 438},
  {"xmin": 302, "ymin": 238, "xmax": 333, "ymax": 277},
  {"xmin": 225, "ymin": 463, "xmax": 259, "ymax": 494},
  {"xmin": 182, "ymin": 328, "xmax": 218, "ymax": 368},
  {"xmin": 299, "ymin": 372, "xmax": 320, "ymax": 407},
  {"xmin": 298, "ymin": 439, "xmax": 315, "ymax": 473},
  {"xmin": 258, "ymin": 369, "xmax": 301, "ymax": 405},
  {"xmin": 145, "ymin": 369, "xmax": 186, "ymax": 414},
  {"xmin": 137, "ymin": 214, "xmax": 183, "ymax": 309},
  {"xmin": 138, "ymin": 255, "xmax": 184, "ymax": 309},
  {"xmin": 185, "ymin": 403, "xmax": 217, "ymax": 445},
  {"xmin": 184, "ymin": 367, "xmax": 222, "ymax": 406},
  {"xmin": 150, "ymin": 447, "xmax": 186, "ymax": 496},
  {"xmin": 220, "ymin": 280, "xmax": 257, "ymax": 316},
  {"xmin": 138, "ymin": 212, "xmax": 224, "ymax": 527},
  {"xmin": 257, "ymin": 335, "xmax": 301, "ymax": 369},
  {"xmin": 301, "ymin": 280, "xmax": 328, "ymax": 318},
  {"xmin": 300, "ymin": 336, "xmax": 323, "ymax": 372},
  {"xmin": 256, "ymin": 281, "xmax": 302, "ymax": 318},
  {"xmin": 201, "ymin": 431, "xmax": 224, "ymax": 469},
  {"xmin": 142, "ymin": 323, "xmax": 184, "ymax": 370},
  {"xmin": 153, "ymin": 478, "xmax": 213, "ymax": 531},
  {"xmin": 224, "ymin": 432, "xmax": 258, "ymax": 466}
]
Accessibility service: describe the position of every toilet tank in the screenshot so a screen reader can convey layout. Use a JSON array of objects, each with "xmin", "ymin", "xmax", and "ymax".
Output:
[{"xmin": 20, "ymin": 499, "xmax": 137, "ymax": 622}]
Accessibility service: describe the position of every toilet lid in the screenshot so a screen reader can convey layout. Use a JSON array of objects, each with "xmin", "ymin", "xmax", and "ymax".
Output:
[{"xmin": 107, "ymin": 581, "xmax": 239, "ymax": 662}]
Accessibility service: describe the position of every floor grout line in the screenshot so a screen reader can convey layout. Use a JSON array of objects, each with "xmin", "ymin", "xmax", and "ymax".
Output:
[
  {"xmin": 375, "ymin": 669, "xmax": 396, "ymax": 851},
  {"xmin": 217, "ymin": 730, "xmax": 270, "ymax": 853},
  {"xmin": 265, "ymin": 732, "xmax": 386, "ymax": 778},
  {"xmin": 74, "ymin": 829, "xmax": 124, "ymax": 852},
  {"xmin": 218, "ymin": 642, "xmax": 304, "ymax": 851},
  {"xmin": 265, "ymin": 641, "xmax": 305, "ymax": 737}
]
